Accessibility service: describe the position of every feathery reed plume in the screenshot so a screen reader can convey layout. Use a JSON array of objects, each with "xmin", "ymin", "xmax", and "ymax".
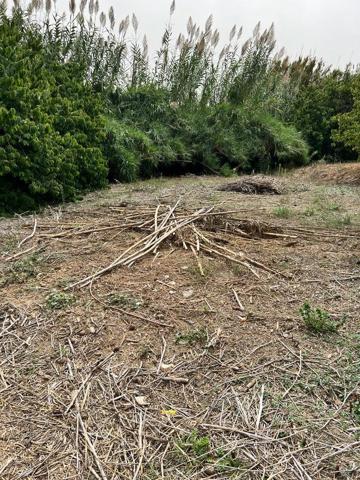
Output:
[
  {"xmin": 142, "ymin": 34, "xmax": 148, "ymax": 57},
  {"xmin": 205, "ymin": 14, "xmax": 213, "ymax": 33},
  {"xmin": 25, "ymin": 1, "xmax": 34, "ymax": 15},
  {"xmin": 197, "ymin": 35, "xmax": 206, "ymax": 54},
  {"xmin": 219, "ymin": 45, "xmax": 226, "ymax": 61},
  {"xmin": 69, "ymin": 0, "xmax": 76, "ymax": 15},
  {"xmin": 132, "ymin": 13, "xmax": 138, "ymax": 33},
  {"xmin": 176, "ymin": 32, "xmax": 184, "ymax": 49},
  {"xmin": 241, "ymin": 38, "xmax": 251, "ymax": 55},
  {"xmin": 187, "ymin": 16, "xmax": 193, "ymax": 35},
  {"xmin": 45, "ymin": 0, "xmax": 51, "ymax": 14},
  {"xmin": 229, "ymin": 24, "xmax": 236, "ymax": 42},
  {"xmin": 108, "ymin": 5, "xmax": 115, "ymax": 29},
  {"xmin": 94, "ymin": 0, "xmax": 99, "ymax": 15},
  {"xmin": 99, "ymin": 10, "xmax": 106, "ymax": 27},
  {"xmin": 211, "ymin": 29, "xmax": 220, "ymax": 47},
  {"xmin": 170, "ymin": 0, "xmax": 175, "ymax": 16},
  {"xmin": 253, "ymin": 21, "xmax": 260, "ymax": 38},
  {"xmin": 124, "ymin": 14, "xmax": 129, "ymax": 33},
  {"xmin": 278, "ymin": 46, "xmax": 285, "ymax": 59},
  {"xmin": 79, "ymin": 0, "xmax": 86, "ymax": 13},
  {"xmin": 88, "ymin": 0, "xmax": 94, "ymax": 15},
  {"xmin": 237, "ymin": 26, "xmax": 243, "ymax": 39},
  {"xmin": 118, "ymin": 18, "xmax": 125, "ymax": 35}
]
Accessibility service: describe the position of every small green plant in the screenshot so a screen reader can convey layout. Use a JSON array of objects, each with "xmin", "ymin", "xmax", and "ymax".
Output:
[
  {"xmin": 273, "ymin": 206, "xmax": 292, "ymax": 218},
  {"xmin": 219, "ymin": 163, "xmax": 234, "ymax": 177},
  {"xmin": 107, "ymin": 292, "xmax": 142, "ymax": 310},
  {"xmin": 299, "ymin": 302, "xmax": 339, "ymax": 333},
  {"xmin": 303, "ymin": 207, "xmax": 315, "ymax": 217},
  {"xmin": 138, "ymin": 345, "xmax": 152, "ymax": 360},
  {"xmin": 328, "ymin": 214, "xmax": 352, "ymax": 227},
  {"xmin": 46, "ymin": 291, "xmax": 75, "ymax": 310},
  {"xmin": 177, "ymin": 430, "xmax": 210, "ymax": 459},
  {"xmin": 0, "ymin": 253, "xmax": 41, "ymax": 286},
  {"xmin": 327, "ymin": 202, "xmax": 341, "ymax": 211},
  {"xmin": 175, "ymin": 328, "xmax": 207, "ymax": 346}
]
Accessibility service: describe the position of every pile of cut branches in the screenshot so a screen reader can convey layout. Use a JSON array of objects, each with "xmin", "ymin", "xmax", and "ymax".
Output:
[
  {"xmin": 218, "ymin": 175, "xmax": 283, "ymax": 195},
  {"xmin": 66, "ymin": 203, "xmax": 285, "ymax": 289}
]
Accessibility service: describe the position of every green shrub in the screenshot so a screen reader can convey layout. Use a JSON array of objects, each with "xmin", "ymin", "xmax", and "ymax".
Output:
[
  {"xmin": 46, "ymin": 291, "xmax": 75, "ymax": 310},
  {"xmin": 299, "ymin": 302, "xmax": 339, "ymax": 333},
  {"xmin": 273, "ymin": 206, "xmax": 292, "ymax": 218},
  {"xmin": 333, "ymin": 75, "xmax": 360, "ymax": 157},
  {"xmin": 0, "ymin": 12, "xmax": 108, "ymax": 214}
]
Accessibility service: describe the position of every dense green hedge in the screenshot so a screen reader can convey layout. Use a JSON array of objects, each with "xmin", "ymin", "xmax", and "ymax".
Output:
[{"xmin": 0, "ymin": 12, "xmax": 108, "ymax": 214}]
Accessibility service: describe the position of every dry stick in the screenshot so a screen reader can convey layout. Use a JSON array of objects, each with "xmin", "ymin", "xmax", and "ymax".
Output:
[
  {"xmin": 193, "ymin": 226, "xmax": 274, "ymax": 277},
  {"xmin": 133, "ymin": 412, "xmax": 145, "ymax": 480},
  {"xmin": 232, "ymin": 289, "xmax": 245, "ymax": 311},
  {"xmin": 106, "ymin": 303, "xmax": 171, "ymax": 328},
  {"xmin": 67, "ymin": 206, "xmax": 213, "ymax": 289},
  {"xmin": 196, "ymin": 243, "xmax": 260, "ymax": 278},
  {"xmin": 255, "ymin": 384, "xmax": 265, "ymax": 431},
  {"xmin": 292, "ymin": 456, "xmax": 312, "ymax": 480},
  {"xmin": 18, "ymin": 217, "xmax": 37, "ymax": 248},
  {"xmin": 78, "ymin": 413, "xmax": 108, "ymax": 480},
  {"xmin": 157, "ymin": 337, "xmax": 167, "ymax": 374},
  {"xmin": 4, "ymin": 244, "xmax": 37, "ymax": 262},
  {"xmin": 306, "ymin": 441, "xmax": 360, "ymax": 466},
  {"xmin": 0, "ymin": 457, "xmax": 13, "ymax": 476},
  {"xmin": 190, "ymin": 244, "xmax": 204, "ymax": 276},
  {"xmin": 65, "ymin": 349, "xmax": 119, "ymax": 414}
]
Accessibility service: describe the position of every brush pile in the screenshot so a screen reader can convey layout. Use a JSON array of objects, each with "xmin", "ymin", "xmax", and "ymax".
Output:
[
  {"xmin": 302, "ymin": 163, "xmax": 360, "ymax": 186},
  {"xmin": 218, "ymin": 175, "xmax": 283, "ymax": 195},
  {"xmin": 14, "ymin": 203, "xmax": 291, "ymax": 290}
]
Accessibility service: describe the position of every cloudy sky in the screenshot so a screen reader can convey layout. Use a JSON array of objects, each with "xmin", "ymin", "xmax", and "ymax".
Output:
[{"xmin": 58, "ymin": 0, "xmax": 360, "ymax": 67}]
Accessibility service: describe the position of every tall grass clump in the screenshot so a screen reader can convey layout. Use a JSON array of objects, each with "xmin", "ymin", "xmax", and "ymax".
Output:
[{"xmin": 0, "ymin": 0, "xmax": 358, "ymax": 214}]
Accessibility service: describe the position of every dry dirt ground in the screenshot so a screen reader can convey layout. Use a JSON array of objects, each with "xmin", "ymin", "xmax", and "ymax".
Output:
[{"xmin": 0, "ymin": 172, "xmax": 359, "ymax": 479}]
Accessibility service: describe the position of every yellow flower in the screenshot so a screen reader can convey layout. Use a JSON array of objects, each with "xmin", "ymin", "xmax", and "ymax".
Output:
[{"xmin": 161, "ymin": 409, "xmax": 177, "ymax": 416}]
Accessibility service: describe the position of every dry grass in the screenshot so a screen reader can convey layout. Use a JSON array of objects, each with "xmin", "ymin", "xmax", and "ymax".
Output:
[
  {"xmin": 0, "ymin": 174, "xmax": 359, "ymax": 479},
  {"xmin": 296, "ymin": 162, "xmax": 360, "ymax": 186}
]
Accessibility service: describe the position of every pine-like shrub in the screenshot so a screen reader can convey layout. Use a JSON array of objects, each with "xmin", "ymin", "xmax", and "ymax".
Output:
[{"xmin": 0, "ymin": 11, "xmax": 108, "ymax": 214}]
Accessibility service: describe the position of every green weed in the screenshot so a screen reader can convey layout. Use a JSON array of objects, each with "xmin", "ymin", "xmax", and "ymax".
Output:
[
  {"xmin": 177, "ymin": 431, "xmax": 210, "ymax": 459},
  {"xmin": 107, "ymin": 292, "xmax": 142, "ymax": 310},
  {"xmin": 175, "ymin": 328, "xmax": 207, "ymax": 346},
  {"xmin": 46, "ymin": 291, "xmax": 75, "ymax": 310},
  {"xmin": 327, "ymin": 214, "xmax": 352, "ymax": 228},
  {"xmin": 299, "ymin": 302, "xmax": 340, "ymax": 333},
  {"xmin": 0, "ymin": 253, "xmax": 42, "ymax": 286},
  {"xmin": 273, "ymin": 206, "xmax": 292, "ymax": 218}
]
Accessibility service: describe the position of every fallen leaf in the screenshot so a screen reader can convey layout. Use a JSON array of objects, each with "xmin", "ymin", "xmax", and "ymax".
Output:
[{"xmin": 135, "ymin": 396, "xmax": 149, "ymax": 406}]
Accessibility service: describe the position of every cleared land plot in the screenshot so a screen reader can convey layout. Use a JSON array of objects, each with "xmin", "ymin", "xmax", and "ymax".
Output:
[{"xmin": 0, "ymin": 172, "xmax": 359, "ymax": 479}]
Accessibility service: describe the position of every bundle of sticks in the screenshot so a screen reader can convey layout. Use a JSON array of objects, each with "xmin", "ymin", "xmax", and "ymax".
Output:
[{"xmin": 65, "ymin": 202, "xmax": 282, "ymax": 289}]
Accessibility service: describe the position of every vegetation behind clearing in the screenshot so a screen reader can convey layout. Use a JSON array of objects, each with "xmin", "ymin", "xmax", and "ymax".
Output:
[{"xmin": 0, "ymin": 1, "xmax": 359, "ymax": 214}]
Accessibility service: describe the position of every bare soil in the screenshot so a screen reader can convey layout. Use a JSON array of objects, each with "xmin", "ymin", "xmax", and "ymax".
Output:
[{"xmin": 0, "ymin": 172, "xmax": 359, "ymax": 479}]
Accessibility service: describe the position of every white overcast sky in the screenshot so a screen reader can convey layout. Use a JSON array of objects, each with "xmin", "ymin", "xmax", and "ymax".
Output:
[{"xmin": 57, "ymin": 0, "xmax": 360, "ymax": 67}]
